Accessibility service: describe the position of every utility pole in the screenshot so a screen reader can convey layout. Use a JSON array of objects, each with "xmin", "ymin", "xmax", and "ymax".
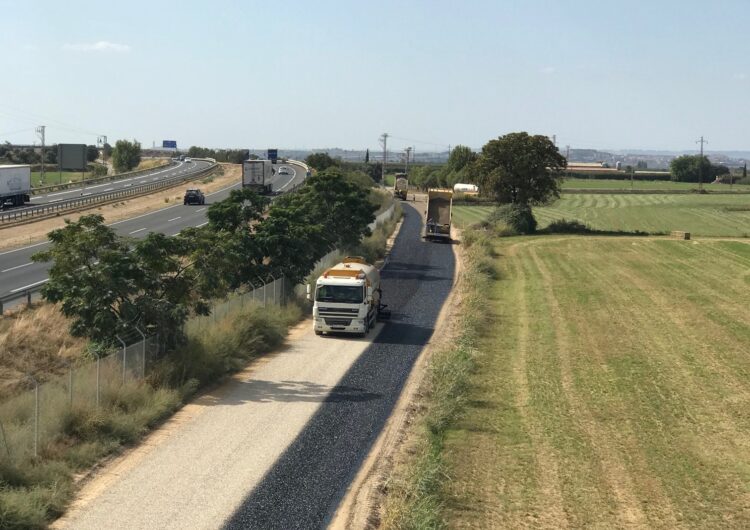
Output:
[
  {"xmin": 405, "ymin": 146, "xmax": 412, "ymax": 175},
  {"xmin": 696, "ymin": 136, "xmax": 707, "ymax": 191},
  {"xmin": 379, "ymin": 133, "xmax": 388, "ymax": 184},
  {"xmin": 97, "ymin": 135, "xmax": 108, "ymax": 175},
  {"xmin": 36, "ymin": 126, "xmax": 46, "ymax": 184},
  {"xmin": 552, "ymin": 134, "xmax": 557, "ymax": 146}
]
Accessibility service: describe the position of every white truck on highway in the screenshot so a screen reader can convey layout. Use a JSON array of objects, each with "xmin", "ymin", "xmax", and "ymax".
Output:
[
  {"xmin": 0, "ymin": 165, "xmax": 31, "ymax": 208},
  {"xmin": 242, "ymin": 159, "xmax": 274, "ymax": 194},
  {"xmin": 309, "ymin": 256, "xmax": 387, "ymax": 337}
]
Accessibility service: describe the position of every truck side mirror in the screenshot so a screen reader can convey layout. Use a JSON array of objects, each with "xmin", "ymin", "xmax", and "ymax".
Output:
[
  {"xmin": 366, "ymin": 286, "xmax": 373, "ymax": 299},
  {"xmin": 306, "ymin": 284, "xmax": 312, "ymax": 301}
]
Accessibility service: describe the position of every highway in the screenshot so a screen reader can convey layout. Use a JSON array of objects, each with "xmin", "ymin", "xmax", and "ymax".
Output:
[
  {"xmin": 0, "ymin": 162, "xmax": 306, "ymax": 304},
  {"xmin": 23, "ymin": 160, "xmax": 212, "ymax": 206},
  {"xmin": 53, "ymin": 202, "xmax": 456, "ymax": 530}
]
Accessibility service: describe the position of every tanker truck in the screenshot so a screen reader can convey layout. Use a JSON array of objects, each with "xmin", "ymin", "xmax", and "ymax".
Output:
[{"xmin": 308, "ymin": 256, "xmax": 388, "ymax": 337}]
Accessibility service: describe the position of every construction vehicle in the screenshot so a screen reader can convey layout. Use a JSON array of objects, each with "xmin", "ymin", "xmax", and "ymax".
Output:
[
  {"xmin": 394, "ymin": 173, "xmax": 408, "ymax": 200},
  {"xmin": 453, "ymin": 183, "xmax": 479, "ymax": 195},
  {"xmin": 242, "ymin": 159, "xmax": 275, "ymax": 194},
  {"xmin": 423, "ymin": 188, "xmax": 453, "ymax": 242},
  {"xmin": 308, "ymin": 256, "xmax": 389, "ymax": 337},
  {"xmin": 0, "ymin": 165, "xmax": 31, "ymax": 208}
]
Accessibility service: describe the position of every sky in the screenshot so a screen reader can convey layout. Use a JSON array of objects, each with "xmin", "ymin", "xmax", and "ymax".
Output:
[{"xmin": 1, "ymin": 0, "xmax": 749, "ymax": 153}]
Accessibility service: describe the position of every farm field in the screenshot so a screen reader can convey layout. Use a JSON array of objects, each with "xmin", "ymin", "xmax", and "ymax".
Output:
[
  {"xmin": 562, "ymin": 177, "xmax": 750, "ymax": 191},
  {"xmin": 31, "ymin": 171, "xmax": 85, "ymax": 187},
  {"xmin": 444, "ymin": 235, "xmax": 750, "ymax": 528},
  {"xmin": 453, "ymin": 194, "xmax": 750, "ymax": 236}
]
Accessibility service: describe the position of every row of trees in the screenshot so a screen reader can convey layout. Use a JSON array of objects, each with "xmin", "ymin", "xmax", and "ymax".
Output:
[
  {"xmin": 186, "ymin": 146, "xmax": 254, "ymax": 164},
  {"xmin": 33, "ymin": 168, "xmax": 376, "ymax": 351},
  {"xmin": 0, "ymin": 143, "xmax": 102, "ymax": 165}
]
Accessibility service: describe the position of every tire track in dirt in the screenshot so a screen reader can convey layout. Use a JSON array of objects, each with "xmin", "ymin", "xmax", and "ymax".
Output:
[{"xmin": 528, "ymin": 245, "xmax": 650, "ymax": 528}]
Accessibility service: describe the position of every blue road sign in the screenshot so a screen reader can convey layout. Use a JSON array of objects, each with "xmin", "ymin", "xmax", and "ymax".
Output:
[
  {"xmin": 163, "ymin": 140, "xmax": 177, "ymax": 149},
  {"xmin": 267, "ymin": 148, "xmax": 278, "ymax": 163}
]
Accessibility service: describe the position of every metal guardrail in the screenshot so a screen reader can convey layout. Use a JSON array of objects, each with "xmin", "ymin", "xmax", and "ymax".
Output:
[
  {"xmin": 0, "ymin": 162, "xmax": 217, "ymax": 225},
  {"xmin": 31, "ymin": 160, "xmax": 175, "ymax": 195},
  {"xmin": 0, "ymin": 160, "xmax": 310, "ymax": 315}
]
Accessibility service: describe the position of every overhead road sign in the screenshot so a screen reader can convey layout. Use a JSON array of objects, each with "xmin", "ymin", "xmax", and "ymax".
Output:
[
  {"xmin": 163, "ymin": 140, "xmax": 177, "ymax": 149},
  {"xmin": 267, "ymin": 148, "xmax": 278, "ymax": 163}
]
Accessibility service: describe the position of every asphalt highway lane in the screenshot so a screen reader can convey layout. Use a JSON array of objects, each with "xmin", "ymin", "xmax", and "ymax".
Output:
[
  {"xmin": 223, "ymin": 202, "xmax": 455, "ymax": 529},
  {"xmin": 0, "ymin": 162, "xmax": 307, "ymax": 301}
]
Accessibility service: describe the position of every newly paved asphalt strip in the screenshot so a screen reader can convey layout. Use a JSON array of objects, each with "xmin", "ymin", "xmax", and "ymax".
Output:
[
  {"xmin": 223, "ymin": 202, "xmax": 455, "ymax": 529},
  {"xmin": 52, "ymin": 202, "xmax": 455, "ymax": 529},
  {"xmin": 0, "ymin": 163, "xmax": 305, "ymax": 301}
]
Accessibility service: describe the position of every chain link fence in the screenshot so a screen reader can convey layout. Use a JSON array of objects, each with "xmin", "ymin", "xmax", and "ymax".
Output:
[{"xmin": 0, "ymin": 201, "xmax": 397, "ymax": 464}]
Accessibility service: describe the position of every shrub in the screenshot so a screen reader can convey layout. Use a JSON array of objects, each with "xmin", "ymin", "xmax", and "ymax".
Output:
[
  {"xmin": 488, "ymin": 204, "xmax": 537, "ymax": 234},
  {"xmin": 545, "ymin": 219, "xmax": 592, "ymax": 234}
]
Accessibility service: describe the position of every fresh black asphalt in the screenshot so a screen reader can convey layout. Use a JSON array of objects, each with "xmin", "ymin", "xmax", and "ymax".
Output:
[{"xmin": 223, "ymin": 201, "xmax": 455, "ymax": 529}]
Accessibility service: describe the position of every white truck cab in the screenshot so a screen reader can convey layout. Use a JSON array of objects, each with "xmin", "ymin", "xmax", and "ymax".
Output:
[{"xmin": 310, "ymin": 256, "xmax": 381, "ymax": 337}]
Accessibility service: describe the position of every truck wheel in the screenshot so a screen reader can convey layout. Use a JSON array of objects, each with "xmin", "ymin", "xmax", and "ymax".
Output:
[{"xmin": 315, "ymin": 330, "xmax": 322, "ymax": 336}]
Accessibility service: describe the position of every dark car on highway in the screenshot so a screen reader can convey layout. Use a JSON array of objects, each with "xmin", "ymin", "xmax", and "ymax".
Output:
[{"xmin": 183, "ymin": 188, "xmax": 205, "ymax": 205}]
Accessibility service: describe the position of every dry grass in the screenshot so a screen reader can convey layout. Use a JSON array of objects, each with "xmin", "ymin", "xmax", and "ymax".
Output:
[
  {"xmin": 0, "ymin": 164, "xmax": 239, "ymax": 251},
  {"xmin": 0, "ymin": 305, "xmax": 86, "ymax": 399},
  {"xmin": 135, "ymin": 158, "xmax": 170, "ymax": 171}
]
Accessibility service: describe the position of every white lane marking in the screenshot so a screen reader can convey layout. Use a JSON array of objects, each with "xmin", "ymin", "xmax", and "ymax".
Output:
[
  {"xmin": 49, "ymin": 198, "xmax": 64, "ymax": 203},
  {"xmin": 129, "ymin": 228, "xmax": 147, "ymax": 234},
  {"xmin": 30, "ymin": 196, "xmax": 41, "ymax": 200},
  {"xmin": 10, "ymin": 279, "xmax": 48, "ymax": 293},
  {"xmin": 104, "ymin": 188, "xmax": 113, "ymax": 192},
  {"xmin": 167, "ymin": 217, "xmax": 181, "ymax": 222},
  {"xmin": 278, "ymin": 168, "xmax": 298, "ymax": 191},
  {"xmin": 196, "ymin": 222, "xmax": 208, "ymax": 227},
  {"xmin": 0, "ymin": 241, "xmax": 49, "ymax": 257},
  {"xmin": 82, "ymin": 193, "xmax": 92, "ymax": 196},
  {"xmin": 47, "ymin": 190, "xmax": 70, "ymax": 197},
  {"xmin": 196, "ymin": 207, "xmax": 206, "ymax": 212},
  {"xmin": 1, "ymin": 262, "xmax": 34, "ymax": 273}
]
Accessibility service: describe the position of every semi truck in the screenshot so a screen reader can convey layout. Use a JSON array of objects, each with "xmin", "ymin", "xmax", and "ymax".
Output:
[
  {"xmin": 0, "ymin": 165, "xmax": 31, "ymax": 208},
  {"xmin": 242, "ymin": 159, "xmax": 275, "ymax": 194},
  {"xmin": 394, "ymin": 173, "xmax": 408, "ymax": 200},
  {"xmin": 309, "ymin": 256, "xmax": 387, "ymax": 337},
  {"xmin": 424, "ymin": 188, "xmax": 453, "ymax": 242}
]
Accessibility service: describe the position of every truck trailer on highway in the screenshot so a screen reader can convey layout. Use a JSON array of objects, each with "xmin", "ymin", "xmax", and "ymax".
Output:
[
  {"xmin": 242, "ymin": 159, "xmax": 274, "ymax": 194},
  {"xmin": 424, "ymin": 188, "xmax": 453, "ymax": 242},
  {"xmin": 0, "ymin": 165, "xmax": 31, "ymax": 208},
  {"xmin": 309, "ymin": 256, "xmax": 386, "ymax": 337}
]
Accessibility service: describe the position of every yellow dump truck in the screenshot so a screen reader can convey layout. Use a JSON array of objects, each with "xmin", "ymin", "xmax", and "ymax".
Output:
[{"xmin": 423, "ymin": 188, "xmax": 452, "ymax": 242}]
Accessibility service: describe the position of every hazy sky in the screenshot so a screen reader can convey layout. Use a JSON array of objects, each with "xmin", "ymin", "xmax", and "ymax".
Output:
[{"xmin": 2, "ymin": 0, "xmax": 749, "ymax": 152}]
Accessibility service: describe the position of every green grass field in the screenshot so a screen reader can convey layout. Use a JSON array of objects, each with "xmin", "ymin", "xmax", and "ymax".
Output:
[
  {"xmin": 562, "ymin": 178, "xmax": 750, "ymax": 191},
  {"xmin": 453, "ymin": 194, "xmax": 750, "ymax": 237},
  {"xmin": 31, "ymin": 171, "xmax": 86, "ymax": 187},
  {"xmin": 443, "ymin": 235, "xmax": 750, "ymax": 528}
]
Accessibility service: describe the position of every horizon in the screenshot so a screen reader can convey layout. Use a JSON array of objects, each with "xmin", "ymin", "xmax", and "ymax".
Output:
[{"xmin": 2, "ymin": 0, "xmax": 749, "ymax": 152}]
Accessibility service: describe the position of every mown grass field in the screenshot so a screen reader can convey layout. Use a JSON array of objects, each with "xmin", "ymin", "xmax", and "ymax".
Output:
[
  {"xmin": 444, "ymin": 235, "xmax": 750, "ymax": 528},
  {"xmin": 454, "ymin": 193, "xmax": 750, "ymax": 236},
  {"xmin": 31, "ymin": 171, "xmax": 84, "ymax": 187},
  {"xmin": 562, "ymin": 178, "xmax": 750, "ymax": 191}
]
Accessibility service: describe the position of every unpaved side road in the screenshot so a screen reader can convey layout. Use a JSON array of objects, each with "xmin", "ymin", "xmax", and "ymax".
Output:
[{"xmin": 54, "ymin": 202, "xmax": 456, "ymax": 530}]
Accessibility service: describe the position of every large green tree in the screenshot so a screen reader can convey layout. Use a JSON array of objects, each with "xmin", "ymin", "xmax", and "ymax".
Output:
[
  {"xmin": 305, "ymin": 152, "xmax": 339, "ymax": 172},
  {"xmin": 475, "ymin": 132, "xmax": 566, "ymax": 205},
  {"xmin": 111, "ymin": 139, "xmax": 142, "ymax": 172},
  {"xmin": 670, "ymin": 155, "xmax": 729, "ymax": 183}
]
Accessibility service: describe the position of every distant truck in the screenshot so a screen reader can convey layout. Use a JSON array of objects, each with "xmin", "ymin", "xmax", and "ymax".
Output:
[
  {"xmin": 424, "ymin": 188, "xmax": 453, "ymax": 242},
  {"xmin": 242, "ymin": 159, "xmax": 275, "ymax": 194},
  {"xmin": 394, "ymin": 173, "xmax": 408, "ymax": 200},
  {"xmin": 0, "ymin": 165, "xmax": 31, "ymax": 208},
  {"xmin": 309, "ymin": 256, "xmax": 389, "ymax": 337}
]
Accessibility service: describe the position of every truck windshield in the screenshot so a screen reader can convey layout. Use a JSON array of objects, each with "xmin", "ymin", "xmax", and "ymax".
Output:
[{"xmin": 316, "ymin": 285, "xmax": 364, "ymax": 303}]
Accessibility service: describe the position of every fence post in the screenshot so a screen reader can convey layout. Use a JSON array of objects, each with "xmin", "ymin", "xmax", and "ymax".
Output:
[
  {"xmin": 69, "ymin": 366, "xmax": 73, "ymax": 407},
  {"xmin": 257, "ymin": 277, "xmax": 267, "ymax": 307},
  {"xmin": 117, "ymin": 335, "xmax": 127, "ymax": 384},
  {"xmin": 96, "ymin": 357, "xmax": 101, "ymax": 407},
  {"xmin": 272, "ymin": 275, "xmax": 278, "ymax": 305},
  {"xmin": 27, "ymin": 290, "xmax": 32, "ymax": 306},
  {"xmin": 0, "ymin": 419, "xmax": 11, "ymax": 460},
  {"xmin": 33, "ymin": 378, "xmax": 39, "ymax": 458},
  {"xmin": 135, "ymin": 326, "xmax": 146, "ymax": 379}
]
